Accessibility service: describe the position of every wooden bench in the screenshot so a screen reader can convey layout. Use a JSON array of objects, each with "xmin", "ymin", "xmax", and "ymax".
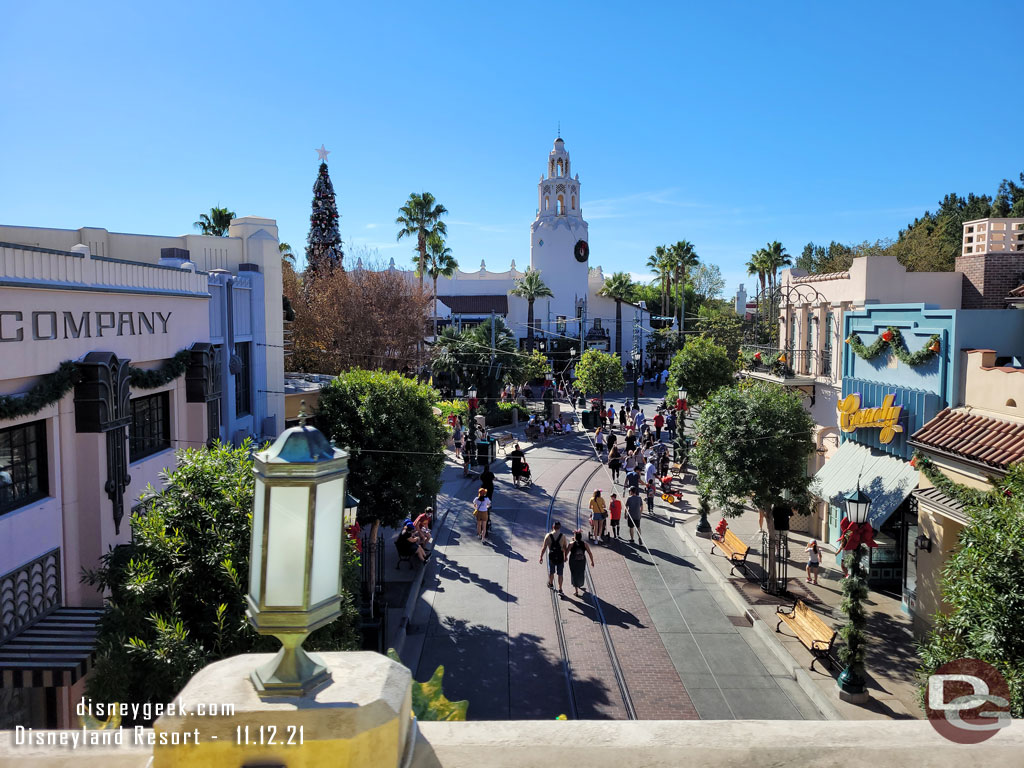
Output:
[
  {"xmin": 776, "ymin": 600, "xmax": 838, "ymax": 672},
  {"xmin": 496, "ymin": 433, "xmax": 516, "ymax": 455},
  {"xmin": 710, "ymin": 529, "xmax": 751, "ymax": 575}
]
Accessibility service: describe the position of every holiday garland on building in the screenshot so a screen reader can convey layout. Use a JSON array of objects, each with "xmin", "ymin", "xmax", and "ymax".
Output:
[
  {"xmin": 305, "ymin": 161, "xmax": 344, "ymax": 274},
  {"xmin": 845, "ymin": 327, "xmax": 941, "ymax": 366},
  {"xmin": 0, "ymin": 349, "xmax": 192, "ymax": 422},
  {"xmin": 912, "ymin": 450, "xmax": 997, "ymax": 511}
]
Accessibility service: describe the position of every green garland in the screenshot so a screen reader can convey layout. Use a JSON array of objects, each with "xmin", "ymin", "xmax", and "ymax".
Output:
[
  {"xmin": 128, "ymin": 349, "xmax": 192, "ymax": 389},
  {"xmin": 0, "ymin": 349, "xmax": 192, "ymax": 422},
  {"xmin": 846, "ymin": 327, "xmax": 941, "ymax": 367},
  {"xmin": 913, "ymin": 450, "xmax": 995, "ymax": 511},
  {"xmin": 739, "ymin": 348, "xmax": 793, "ymax": 377}
]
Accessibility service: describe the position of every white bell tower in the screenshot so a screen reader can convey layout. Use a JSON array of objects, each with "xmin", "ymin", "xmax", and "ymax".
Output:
[{"xmin": 530, "ymin": 137, "xmax": 590, "ymax": 323}]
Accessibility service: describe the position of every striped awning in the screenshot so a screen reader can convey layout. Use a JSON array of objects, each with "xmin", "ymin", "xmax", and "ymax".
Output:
[
  {"xmin": 811, "ymin": 440, "xmax": 918, "ymax": 529},
  {"xmin": 0, "ymin": 608, "xmax": 103, "ymax": 688}
]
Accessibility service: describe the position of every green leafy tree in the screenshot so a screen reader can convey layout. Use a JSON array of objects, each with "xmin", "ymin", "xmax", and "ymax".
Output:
[
  {"xmin": 691, "ymin": 382, "xmax": 814, "ymax": 586},
  {"xmin": 514, "ymin": 349, "xmax": 551, "ymax": 386},
  {"xmin": 695, "ymin": 309, "xmax": 744, "ymax": 358},
  {"xmin": 917, "ymin": 465, "xmax": 1024, "ymax": 717},
  {"xmin": 316, "ymin": 371, "xmax": 446, "ymax": 603},
  {"xmin": 573, "ymin": 349, "xmax": 624, "ymax": 405},
  {"xmin": 84, "ymin": 441, "xmax": 360, "ymax": 716},
  {"xmin": 509, "ymin": 267, "xmax": 553, "ymax": 353},
  {"xmin": 396, "ymin": 192, "xmax": 448, "ymax": 292},
  {"xmin": 193, "ymin": 206, "xmax": 235, "ymax": 237},
  {"xmin": 598, "ymin": 271, "xmax": 634, "ymax": 356},
  {"xmin": 667, "ymin": 337, "xmax": 735, "ymax": 404},
  {"xmin": 689, "ymin": 262, "xmax": 725, "ymax": 302}
]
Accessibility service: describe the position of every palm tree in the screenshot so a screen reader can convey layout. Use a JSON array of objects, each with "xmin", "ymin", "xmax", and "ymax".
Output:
[
  {"xmin": 509, "ymin": 268, "xmax": 553, "ymax": 353},
  {"xmin": 395, "ymin": 192, "xmax": 448, "ymax": 292},
  {"xmin": 668, "ymin": 240, "xmax": 699, "ymax": 342},
  {"xmin": 414, "ymin": 231, "xmax": 459, "ymax": 338},
  {"xmin": 646, "ymin": 245, "xmax": 670, "ymax": 317},
  {"xmin": 760, "ymin": 240, "xmax": 791, "ymax": 295},
  {"xmin": 193, "ymin": 206, "xmax": 235, "ymax": 236},
  {"xmin": 279, "ymin": 242, "xmax": 295, "ymax": 265},
  {"xmin": 746, "ymin": 249, "xmax": 770, "ymax": 299},
  {"xmin": 598, "ymin": 271, "xmax": 634, "ymax": 356}
]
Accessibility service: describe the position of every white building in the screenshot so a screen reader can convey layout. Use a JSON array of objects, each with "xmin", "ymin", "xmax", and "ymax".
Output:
[
  {"xmin": 411, "ymin": 137, "xmax": 651, "ymax": 360},
  {"xmin": 0, "ymin": 218, "xmax": 284, "ymax": 729}
]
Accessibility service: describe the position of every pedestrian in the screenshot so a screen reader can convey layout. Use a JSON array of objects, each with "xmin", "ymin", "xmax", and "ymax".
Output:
[
  {"xmin": 623, "ymin": 448, "xmax": 637, "ymax": 479},
  {"xmin": 453, "ymin": 418, "xmax": 463, "ymax": 458},
  {"xmin": 607, "ymin": 431, "xmax": 617, "ymax": 452},
  {"xmin": 472, "ymin": 487, "xmax": 491, "ymax": 541},
  {"xmin": 540, "ymin": 521, "xmax": 567, "ymax": 594},
  {"xmin": 608, "ymin": 444, "xmax": 622, "ymax": 483},
  {"xmin": 653, "ymin": 410, "xmax": 665, "ymax": 441},
  {"xmin": 414, "ymin": 507, "xmax": 434, "ymax": 544},
  {"xmin": 625, "ymin": 487, "xmax": 644, "ymax": 544},
  {"xmin": 645, "ymin": 477, "xmax": 657, "ymax": 516},
  {"xmin": 666, "ymin": 410, "xmax": 677, "ymax": 441},
  {"xmin": 594, "ymin": 426, "xmax": 606, "ymax": 461},
  {"xmin": 644, "ymin": 455, "xmax": 658, "ymax": 488},
  {"xmin": 620, "ymin": 403, "xmax": 629, "ymax": 430},
  {"xmin": 637, "ymin": 373, "xmax": 645, "ymax": 397},
  {"xmin": 509, "ymin": 443, "xmax": 525, "ymax": 487},
  {"xmin": 609, "ymin": 492, "xmax": 622, "ymax": 539},
  {"xmin": 567, "ymin": 530, "xmax": 595, "ymax": 597},
  {"xmin": 634, "ymin": 408, "xmax": 645, "ymax": 432},
  {"xmin": 624, "ymin": 464, "xmax": 641, "ymax": 494},
  {"xmin": 805, "ymin": 540, "xmax": 821, "ymax": 585},
  {"xmin": 480, "ymin": 464, "xmax": 495, "ymax": 501},
  {"xmin": 607, "ymin": 403, "xmax": 616, "ymax": 431},
  {"xmin": 625, "ymin": 428, "xmax": 637, "ymax": 452},
  {"xmin": 588, "ymin": 489, "xmax": 607, "ymax": 542},
  {"xmin": 396, "ymin": 522, "xmax": 431, "ymax": 563},
  {"xmin": 660, "ymin": 368, "xmax": 669, "ymax": 390},
  {"xmin": 462, "ymin": 433, "xmax": 473, "ymax": 478}
]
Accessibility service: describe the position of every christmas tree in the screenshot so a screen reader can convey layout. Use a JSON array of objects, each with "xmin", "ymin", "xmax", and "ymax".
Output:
[{"xmin": 305, "ymin": 151, "xmax": 343, "ymax": 274}]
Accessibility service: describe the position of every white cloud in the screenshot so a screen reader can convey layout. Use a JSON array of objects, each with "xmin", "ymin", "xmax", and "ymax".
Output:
[{"xmin": 365, "ymin": 223, "xmax": 378, "ymax": 229}]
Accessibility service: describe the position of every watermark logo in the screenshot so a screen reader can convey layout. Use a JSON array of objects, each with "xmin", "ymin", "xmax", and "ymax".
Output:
[{"xmin": 926, "ymin": 658, "xmax": 1011, "ymax": 744}]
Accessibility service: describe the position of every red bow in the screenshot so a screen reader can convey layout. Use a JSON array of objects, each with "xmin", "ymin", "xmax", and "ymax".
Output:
[{"xmin": 838, "ymin": 518, "xmax": 877, "ymax": 551}]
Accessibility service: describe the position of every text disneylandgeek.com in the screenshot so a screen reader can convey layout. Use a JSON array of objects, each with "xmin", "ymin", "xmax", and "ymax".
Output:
[{"xmin": 14, "ymin": 699, "xmax": 305, "ymax": 748}]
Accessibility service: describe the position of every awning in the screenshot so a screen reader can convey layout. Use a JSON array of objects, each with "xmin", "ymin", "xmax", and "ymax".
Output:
[
  {"xmin": 811, "ymin": 440, "xmax": 918, "ymax": 529},
  {"xmin": 0, "ymin": 607, "xmax": 103, "ymax": 688}
]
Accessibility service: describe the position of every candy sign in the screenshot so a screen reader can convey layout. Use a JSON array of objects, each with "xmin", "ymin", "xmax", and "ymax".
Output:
[{"xmin": 837, "ymin": 392, "xmax": 903, "ymax": 444}]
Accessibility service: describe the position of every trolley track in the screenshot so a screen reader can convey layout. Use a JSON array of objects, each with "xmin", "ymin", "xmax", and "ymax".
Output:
[{"xmin": 543, "ymin": 455, "xmax": 636, "ymax": 720}]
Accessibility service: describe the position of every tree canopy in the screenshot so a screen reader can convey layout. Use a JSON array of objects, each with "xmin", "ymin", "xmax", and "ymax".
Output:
[
  {"xmin": 431, "ymin": 316, "xmax": 523, "ymax": 401},
  {"xmin": 316, "ymin": 370, "xmax": 445, "ymax": 531},
  {"xmin": 573, "ymin": 349, "xmax": 624, "ymax": 401},
  {"xmin": 691, "ymin": 382, "xmax": 815, "ymax": 515},
  {"xmin": 396, "ymin": 192, "xmax": 448, "ymax": 290},
  {"xmin": 917, "ymin": 464, "xmax": 1024, "ymax": 717},
  {"xmin": 193, "ymin": 206, "xmax": 235, "ymax": 237},
  {"xmin": 667, "ymin": 337, "xmax": 735, "ymax": 403}
]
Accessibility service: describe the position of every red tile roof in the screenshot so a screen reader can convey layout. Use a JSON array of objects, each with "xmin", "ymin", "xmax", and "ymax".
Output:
[{"xmin": 911, "ymin": 408, "xmax": 1024, "ymax": 470}]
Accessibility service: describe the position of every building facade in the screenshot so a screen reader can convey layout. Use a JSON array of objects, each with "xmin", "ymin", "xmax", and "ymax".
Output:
[{"xmin": 0, "ymin": 218, "xmax": 284, "ymax": 728}]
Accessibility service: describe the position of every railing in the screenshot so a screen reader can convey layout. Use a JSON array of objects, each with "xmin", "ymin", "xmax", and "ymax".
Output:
[
  {"xmin": 740, "ymin": 345, "xmax": 832, "ymax": 380},
  {"xmin": 0, "ymin": 548, "xmax": 61, "ymax": 644}
]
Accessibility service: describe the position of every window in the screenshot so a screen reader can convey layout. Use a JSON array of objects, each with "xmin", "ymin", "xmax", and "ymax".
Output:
[
  {"xmin": 0, "ymin": 420, "xmax": 48, "ymax": 514},
  {"xmin": 593, "ymin": 318, "xmax": 603, "ymax": 330},
  {"xmin": 556, "ymin": 195, "xmax": 564, "ymax": 215},
  {"xmin": 556, "ymin": 316, "xmax": 567, "ymax": 334},
  {"xmin": 129, "ymin": 392, "xmax": 170, "ymax": 462},
  {"xmin": 235, "ymin": 342, "xmax": 252, "ymax": 417}
]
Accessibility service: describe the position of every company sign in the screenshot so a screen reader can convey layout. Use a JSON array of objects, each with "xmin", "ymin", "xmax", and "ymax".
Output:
[
  {"xmin": 837, "ymin": 392, "xmax": 903, "ymax": 444},
  {"xmin": 0, "ymin": 311, "xmax": 171, "ymax": 343}
]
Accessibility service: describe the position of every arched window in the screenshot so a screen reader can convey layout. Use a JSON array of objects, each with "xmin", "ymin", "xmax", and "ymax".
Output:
[
  {"xmin": 571, "ymin": 195, "xmax": 576, "ymax": 210},
  {"xmin": 543, "ymin": 197, "xmax": 549, "ymax": 211},
  {"xmin": 556, "ymin": 159, "xmax": 563, "ymax": 177},
  {"xmin": 557, "ymin": 195, "xmax": 564, "ymax": 215}
]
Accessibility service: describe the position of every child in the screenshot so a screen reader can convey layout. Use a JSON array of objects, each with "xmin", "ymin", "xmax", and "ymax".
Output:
[
  {"xmin": 645, "ymin": 478, "xmax": 657, "ymax": 516},
  {"xmin": 609, "ymin": 492, "xmax": 622, "ymax": 539}
]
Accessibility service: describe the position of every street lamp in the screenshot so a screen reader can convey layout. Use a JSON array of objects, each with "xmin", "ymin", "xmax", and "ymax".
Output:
[
  {"xmin": 247, "ymin": 409, "xmax": 349, "ymax": 697},
  {"xmin": 632, "ymin": 350, "xmax": 641, "ymax": 409},
  {"xmin": 837, "ymin": 485, "xmax": 872, "ymax": 703}
]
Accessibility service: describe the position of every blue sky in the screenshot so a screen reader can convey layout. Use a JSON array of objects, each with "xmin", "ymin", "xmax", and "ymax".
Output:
[{"xmin": 2, "ymin": 1, "xmax": 1022, "ymax": 298}]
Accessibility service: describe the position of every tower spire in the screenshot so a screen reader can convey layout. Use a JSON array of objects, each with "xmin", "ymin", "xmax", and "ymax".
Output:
[{"xmin": 557, "ymin": 121, "xmax": 560, "ymax": 138}]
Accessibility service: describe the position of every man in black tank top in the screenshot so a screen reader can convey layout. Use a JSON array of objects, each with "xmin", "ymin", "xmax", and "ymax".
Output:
[{"xmin": 540, "ymin": 521, "xmax": 567, "ymax": 594}]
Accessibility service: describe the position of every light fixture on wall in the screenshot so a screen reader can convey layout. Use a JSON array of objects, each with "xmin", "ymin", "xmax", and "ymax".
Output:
[{"xmin": 915, "ymin": 533, "xmax": 932, "ymax": 553}]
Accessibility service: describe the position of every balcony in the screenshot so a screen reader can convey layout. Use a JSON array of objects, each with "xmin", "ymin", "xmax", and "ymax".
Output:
[{"xmin": 739, "ymin": 346, "xmax": 824, "ymax": 402}]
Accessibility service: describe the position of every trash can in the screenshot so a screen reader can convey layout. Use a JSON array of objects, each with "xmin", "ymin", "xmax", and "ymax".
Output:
[
  {"xmin": 476, "ymin": 439, "xmax": 496, "ymax": 467},
  {"xmin": 581, "ymin": 411, "xmax": 594, "ymax": 430}
]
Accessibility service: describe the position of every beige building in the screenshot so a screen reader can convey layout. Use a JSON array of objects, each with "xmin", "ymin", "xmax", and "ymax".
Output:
[
  {"xmin": 0, "ymin": 219, "xmax": 285, "ymax": 729},
  {"xmin": 908, "ymin": 348, "xmax": 1024, "ymax": 638}
]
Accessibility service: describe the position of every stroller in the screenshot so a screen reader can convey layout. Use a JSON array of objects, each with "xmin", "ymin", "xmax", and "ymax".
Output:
[{"xmin": 516, "ymin": 461, "xmax": 533, "ymax": 488}]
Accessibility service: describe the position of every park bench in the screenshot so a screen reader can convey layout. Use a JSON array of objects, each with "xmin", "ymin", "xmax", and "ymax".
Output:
[
  {"xmin": 394, "ymin": 539, "xmax": 415, "ymax": 570},
  {"xmin": 710, "ymin": 529, "xmax": 751, "ymax": 575},
  {"xmin": 496, "ymin": 433, "xmax": 516, "ymax": 455},
  {"xmin": 775, "ymin": 600, "xmax": 838, "ymax": 672}
]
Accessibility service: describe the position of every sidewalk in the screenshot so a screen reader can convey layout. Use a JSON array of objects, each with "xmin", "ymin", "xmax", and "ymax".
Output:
[{"xmin": 666, "ymin": 470, "xmax": 924, "ymax": 720}]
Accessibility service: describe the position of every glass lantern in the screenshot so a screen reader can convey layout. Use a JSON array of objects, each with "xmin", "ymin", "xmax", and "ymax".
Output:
[
  {"xmin": 247, "ymin": 413, "xmax": 349, "ymax": 697},
  {"xmin": 843, "ymin": 487, "xmax": 872, "ymax": 525}
]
